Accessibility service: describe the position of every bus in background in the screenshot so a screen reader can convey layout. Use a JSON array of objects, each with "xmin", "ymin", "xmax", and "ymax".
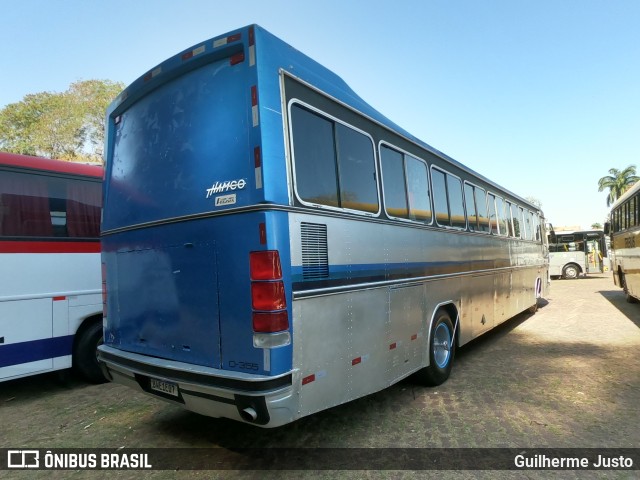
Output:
[
  {"xmin": 606, "ymin": 180, "xmax": 640, "ymax": 302},
  {"xmin": 98, "ymin": 25, "xmax": 548, "ymax": 427},
  {"xmin": 0, "ymin": 152, "xmax": 105, "ymax": 383},
  {"xmin": 547, "ymin": 229, "xmax": 608, "ymax": 279}
]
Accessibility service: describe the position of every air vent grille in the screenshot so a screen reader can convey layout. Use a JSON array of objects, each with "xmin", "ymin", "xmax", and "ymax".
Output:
[{"xmin": 301, "ymin": 222, "xmax": 329, "ymax": 279}]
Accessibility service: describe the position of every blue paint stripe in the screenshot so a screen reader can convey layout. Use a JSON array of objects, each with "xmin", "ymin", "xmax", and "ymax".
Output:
[
  {"xmin": 0, "ymin": 335, "xmax": 74, "ymax": 368},
  {"xmin": 291, "ymin": 259, "xmax": 504, "ymax": 288}
]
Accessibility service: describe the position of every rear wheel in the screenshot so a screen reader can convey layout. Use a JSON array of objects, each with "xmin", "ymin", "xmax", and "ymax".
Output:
[
  {"xmin": 74, "ymin": 321, "xmax": 107, "ymax": 383},
  {"xmin": 562, "ymin": 264, "xmax": 580, "ymax": 279},
  {"xmin": 417, "ymin": 310, "xmax": 455, "ymax": 386}
]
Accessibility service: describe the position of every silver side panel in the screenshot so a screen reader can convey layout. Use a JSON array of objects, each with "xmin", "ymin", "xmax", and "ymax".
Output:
[{"xmin": 289, "ymin": 212, "xmax": 547, "ymax": 418}]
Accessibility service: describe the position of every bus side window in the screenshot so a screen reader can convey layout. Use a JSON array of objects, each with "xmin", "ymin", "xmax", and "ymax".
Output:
[
  {"xmin": 290, "ymin": 104, "xmax": 378, "ymax": 214},
  {"xmin": 447, "ymin": 175, "xmax": 465, "ymax": 229},
  {"xmin": 405, "ymin": 156, "xmax": 431, "ymax": 222},
  {"xmin": 0, "ymin": 171, "xmax": 52, "ymax": 237},
  {"xmin": 511, "ymin": 203, "xmax": 521, "ymax": 238},
  {"xmin": 290, "ymin": 105, "xmax": 339, "ymax": 208},
  {"xmin": 334, "ymin": 123, "xmax": 378, "ymax": 213},
  {"xmin": 432, "ymin": 169, "xmax": 449, "ymax": 226},
  {"xmin": 495, "ymin": 196, "xmax": 507, "ymax": 236},
  {"xmin": 475, "ymin": 187, "xmax": 490, "ymax": 232},
  {"xmin": 381, "ymin": 146, "xmax": 409, "ymax": 219},
  {"xmin": 464, "ymin": 183, "xmax": 477, "ymax": 231},
  {"xmin": 487, "ymin": 193, "xmax": 497, "ymax": 234},
  {"xmin": 432, "ymin": 167, "xmax": 465, "ymax": 229}
]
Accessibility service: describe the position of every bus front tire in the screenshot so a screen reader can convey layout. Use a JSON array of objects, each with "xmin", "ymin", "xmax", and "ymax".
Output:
[
  {"xmin": 417, "ymin": 311, "xmax": 455, "ymax": 387},
  {"xmin": 74, "ymin": 321, "xmax": 107, "ymax": 384}
]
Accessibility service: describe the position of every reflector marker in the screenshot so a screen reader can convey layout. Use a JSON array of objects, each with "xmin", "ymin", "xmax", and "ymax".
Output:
[
  {"xmin": 213, "ymin": 32, "xmax": 241, "ymax": 48},
  {"xmin": 411, "ymin": 333, "xmax": 418, "ymax": 341},
  {"xmin": 259, "ymin": 223, "xmax": 267, "ymax": 245},
  {"xmin": 389, "ymin": 342, "xmax": 397, "ymax": 350},
  {"xmin": 301, "ymin": 370, "xmax": 326, "ymax": 386},
  {"xmin": 254, "ymin": 146, "xmax": 263, "ymax": 189},
  {"xmin": 230, "ymin": 52, "xmax": 245, "ymax": 65},
  {"xmin": 251, "ymin": 86, "xmax": 259, "ymax": 127},
  {"xmin": 53, "ymin": 296, "xmax": 66, "ymax": 301},
  {"xmin": 248, "ymin": 26, "xmax": 256, "ymax": 66},
  {"xmin": 352, "ymin": 354, "xmax": 370, "ymax": 366},
  {"xmin": 181, "ymin": 44, "xmax": 205, "ymax": 61},
  {"xmin": 263, "ymin": 349, "xmax": 271, "ymax": 372},
  {"xmin": 143, "ymin": 67, "xmax": 162, "ymax": 82}
]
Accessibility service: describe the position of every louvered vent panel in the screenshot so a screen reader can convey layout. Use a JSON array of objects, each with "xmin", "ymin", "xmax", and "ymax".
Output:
[{"xmin": 301, "ymin": 222, "xmax": 329, "ymax": 279}]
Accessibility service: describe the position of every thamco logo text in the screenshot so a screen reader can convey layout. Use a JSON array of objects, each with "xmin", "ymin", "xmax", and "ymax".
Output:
[{"xmin": 205, "ymin": 178, "xmax": 246, "ymax": 198}]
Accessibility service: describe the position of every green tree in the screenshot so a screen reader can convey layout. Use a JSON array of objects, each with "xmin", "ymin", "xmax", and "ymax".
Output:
[
  {"xmin": 0, "ymin": 79, "xmax": 124, "ymax": 164},
  {"xmin": 591, "ymin": 222, "xmax": 602, "ymax": 229},
  {"xmin": 597, "ymin": 166, "xmax": 639, "ymax": 207}
]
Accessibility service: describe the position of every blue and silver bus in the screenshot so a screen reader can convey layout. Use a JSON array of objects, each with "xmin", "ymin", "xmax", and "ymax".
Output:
[{"xmin": 98, "ymin": 25, "xmax": 549, "ymax": 427}]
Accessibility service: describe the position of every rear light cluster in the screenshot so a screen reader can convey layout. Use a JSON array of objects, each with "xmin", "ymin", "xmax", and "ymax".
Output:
[{"xmin": 249, "ymin": 251, "xmax": 290, "ymax": 348}]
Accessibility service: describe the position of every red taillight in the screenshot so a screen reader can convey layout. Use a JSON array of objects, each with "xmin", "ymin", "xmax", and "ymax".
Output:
[
  {"xmin": 252, "ymin": 312, "xmax": 289, "ymax": 333},
  {"xmin": 250, "ymin": 250, "xmax": 282, "ymax": 280},
  {"xmin": 249, "ymin": 250, "xmax": 288, "ymax": 335},
  {"xmin": 251, "ymin": 282, "xmax": 286, "ymax": 310}
]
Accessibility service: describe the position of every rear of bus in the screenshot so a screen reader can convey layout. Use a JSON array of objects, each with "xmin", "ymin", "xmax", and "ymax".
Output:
[{"xmin": 98, "ymin": 26, "xmax": 295, "ymax": 426}]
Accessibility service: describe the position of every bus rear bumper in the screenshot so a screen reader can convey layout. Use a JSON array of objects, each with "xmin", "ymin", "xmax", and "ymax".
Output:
[{"xmin": 97, "ymin": 345, "xmax": 296, "ymax": 427}]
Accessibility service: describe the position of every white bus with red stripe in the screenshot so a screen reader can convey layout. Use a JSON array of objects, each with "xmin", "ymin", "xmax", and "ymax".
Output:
[{"xmin": 0, "ymin": 152, "xmax": 105, "ymax": 382}]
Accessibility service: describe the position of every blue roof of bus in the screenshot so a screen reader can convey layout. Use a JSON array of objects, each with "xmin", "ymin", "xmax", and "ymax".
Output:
[{"xmin": 107, "ymin": 24, "xmax": 540, "ymax": 212}]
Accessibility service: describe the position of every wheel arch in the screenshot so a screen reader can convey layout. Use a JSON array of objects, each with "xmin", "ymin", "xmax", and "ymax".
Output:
[{"xmin": 427, "ymin": 300, "xmax": 460, "ymax": 349}]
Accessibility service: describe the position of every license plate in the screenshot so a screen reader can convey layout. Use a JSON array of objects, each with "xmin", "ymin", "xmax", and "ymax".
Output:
[{"xmin": 149, "ymin": 377, "xmax": 179, "ymax": 397}]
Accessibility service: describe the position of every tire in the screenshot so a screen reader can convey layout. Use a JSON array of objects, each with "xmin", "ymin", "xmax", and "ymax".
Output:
[
  {"xmin": 417, "ymin": 310, "xmax": 455, "ymax": 386},
  {"xmin": 562, "ymin": 264, "xmax": 580, "ymax": 280},
  {"xmin": 74, "ymin": 321, "xmax": 107, "ymax": 383}
]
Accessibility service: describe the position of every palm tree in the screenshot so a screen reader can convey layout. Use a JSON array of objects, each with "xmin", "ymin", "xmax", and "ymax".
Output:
[{"xmin": 597, "ymin": 166, "xmax": 639, "ymax": 207}]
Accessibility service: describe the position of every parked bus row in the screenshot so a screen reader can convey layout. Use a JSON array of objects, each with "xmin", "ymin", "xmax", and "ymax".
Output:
[
  {"xmin": 0, "ymin": 152, "xmax": 104, "ymax": 383},
  {"xmin": 97, "ymin": 24, "xmax": 549, "ymax": 427}
]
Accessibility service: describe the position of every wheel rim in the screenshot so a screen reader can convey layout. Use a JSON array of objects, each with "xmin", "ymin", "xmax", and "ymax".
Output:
[
  {"xmin": 565, "ymin": 267, "xmax": 578, "ymax": 279},
  {"xmin": 433, "ymin": 322, "xmax": 452, "ymax": 368}
]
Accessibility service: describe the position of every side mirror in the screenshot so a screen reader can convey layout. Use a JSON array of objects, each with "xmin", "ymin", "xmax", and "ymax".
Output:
[{"xmin": 604, "ymin": 222, "xmax": 610, "ymax": 235}]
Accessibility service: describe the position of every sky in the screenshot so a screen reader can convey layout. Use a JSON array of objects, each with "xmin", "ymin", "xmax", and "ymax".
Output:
[{"xmin": 2, "ymin": 0, "xmax": 639, "ymax": 230}]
